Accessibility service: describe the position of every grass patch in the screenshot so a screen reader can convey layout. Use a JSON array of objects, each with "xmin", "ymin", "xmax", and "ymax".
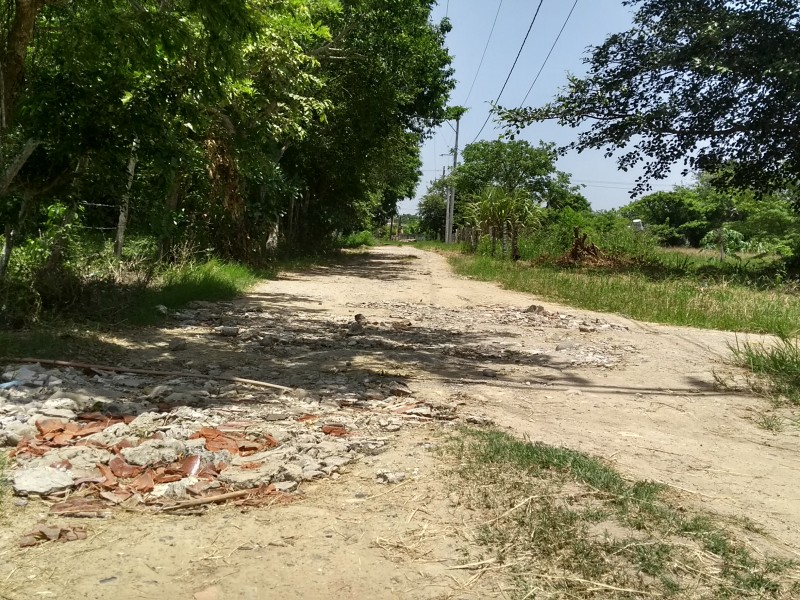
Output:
[
  {"xmin": 0, "ymin": 252, "xmax": 348, "ymax": 360},
  {"xmin": 127, "ymin": 259, "xmax": 258, "ymax": 325},
  {"xmin": 447, "ymin": 428, "xmax": 799, "ymax": 599},
  {"xmin": 731, "ymin": 338, "xmax": 800, "ymax": 405},
  {"xmin": 339, "ymin": 230, "xmax": 377, "ymax": 248},
  {"xmin": 448, "ymin": 254, "xmax": 800, "ymax": 336}
]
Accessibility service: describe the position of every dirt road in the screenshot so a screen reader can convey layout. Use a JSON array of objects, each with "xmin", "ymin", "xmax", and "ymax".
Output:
[{"xmin": 2, "ymin": 246, "xmax": 799, "ymax": 599}]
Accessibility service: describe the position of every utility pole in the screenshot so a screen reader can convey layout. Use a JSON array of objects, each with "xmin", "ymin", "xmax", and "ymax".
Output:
[
  {"xmin": 441, "ymin": 166, "xmax": 446, "ymax": 241},
  {"xmin": 445, "ymin": 114, "xmax": 460, "ymax": 243}
]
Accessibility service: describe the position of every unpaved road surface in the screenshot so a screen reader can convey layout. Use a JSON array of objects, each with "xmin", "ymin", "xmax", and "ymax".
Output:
[{"xmin": 2, "ymin": 246, "xmax": 799, "ymax": 599}]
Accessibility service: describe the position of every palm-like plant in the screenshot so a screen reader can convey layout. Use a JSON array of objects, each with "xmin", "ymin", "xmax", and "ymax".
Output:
[{"xmin": 465, "ymin": 186, "xmax": 539, "ymax": 258}]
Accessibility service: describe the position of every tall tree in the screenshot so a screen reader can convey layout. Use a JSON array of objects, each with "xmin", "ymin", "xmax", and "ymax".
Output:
[
  {"xmin": 498, "ymin": 0, "xmax": 800, "ymax": 195},
  {"xmin": 282, "ymin": 0, "xmax": 454, "ymax": 243},
  {"xmin": 451, "ymin": 140, "xmax": 585, "ymax": 208}
]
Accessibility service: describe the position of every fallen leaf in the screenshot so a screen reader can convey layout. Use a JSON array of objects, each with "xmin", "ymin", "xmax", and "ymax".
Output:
[
  {"xmin": 49, "ymin": 460, "xmax": 72, "ymax": 470},
  {"xmin": 296, "ymin": 414, "xmax": 318, "ymax": 423}
]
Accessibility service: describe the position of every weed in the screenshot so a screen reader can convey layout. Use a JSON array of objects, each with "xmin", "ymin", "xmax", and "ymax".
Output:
[
  {"xmin": 449, "ymin": 254, "xmax": 800, "ymax": 336},
  {"xmin": 755, "ymin": 412, "xmax": 785, "ymax": 432},
  {"xmin": 339, "ymin": 230, "xmax": 377, "ymax": 248},
  {"xmin": 446, "ymin": 428, "xmax": 798, "ymax": 599},
  {"xmin": 731, "ymin": 338, "xmax": 800, "ymax": 405}
]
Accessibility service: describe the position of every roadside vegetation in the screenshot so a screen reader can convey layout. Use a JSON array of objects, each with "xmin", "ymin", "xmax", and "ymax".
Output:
[
  {"xmin": 0, "ymin": 0, "xmax": 454, "ymax": 333},
  {"xmin": 731, "ymin": 338, "xmax": 800, "ymax": 407},
  {"xmin": 447, "ymin": 428, "xmax": 800, "ymax": 599}
]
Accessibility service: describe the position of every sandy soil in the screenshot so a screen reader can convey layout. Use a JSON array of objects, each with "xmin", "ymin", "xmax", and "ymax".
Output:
[{"xmin": 2, "ymin": 245, "xmax": 799, "ymax": 599}]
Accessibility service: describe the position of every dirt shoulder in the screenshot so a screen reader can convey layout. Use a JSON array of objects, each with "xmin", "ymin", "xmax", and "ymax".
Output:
[{"xmin": 1, "ymin": 246, "xmax": 798, "ymax": 599}]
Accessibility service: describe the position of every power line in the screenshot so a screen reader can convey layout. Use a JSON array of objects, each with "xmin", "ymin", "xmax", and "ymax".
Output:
[
  {"xmin": 463, "ymin": 0, "xmax": 503, "ymax": 105},
  {"xmin": 471, "ymin": 0, "xmax": 546, "ymax": 144},
  {"xmin": 520, "ymin": 0, "xmax": 580, "ymax": 106}
]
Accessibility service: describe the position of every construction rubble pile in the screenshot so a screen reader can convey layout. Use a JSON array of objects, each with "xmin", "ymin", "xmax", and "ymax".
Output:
[{"xmin": 0, "ymin": 361, "xmax": 460, "ymax": 518}]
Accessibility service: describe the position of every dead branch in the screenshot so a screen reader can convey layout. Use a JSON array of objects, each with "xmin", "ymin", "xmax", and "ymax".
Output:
[{"xmin": 14, "ymin": 358, "xmax": 293, "ymax": 392}]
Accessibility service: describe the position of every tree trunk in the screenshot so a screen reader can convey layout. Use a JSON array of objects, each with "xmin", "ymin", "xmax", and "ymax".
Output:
[
  {"xmin": 114, "ymin": 141, "xmax": 139, "ymax": 259},
  {"xmin": 389, "ymin": 216, "xmax": 394, "ymax": 239},
  {"xmin": 511, "ymin": 225, "xmax": 520, "ymax": 261},
  {"xmin": 0, "ymin": 138, "xmax": 39, "ymax": 195},
  {"xmin": 490, "ymin": 227, "xmax": 497, "ymax": 257},
  {"xmin": 0, "ymin": 192, "xmax": 33, "ymax": 279},
  {"xmin": 1, "ymin": 1, "xmax": 50, "ymax": 133}
]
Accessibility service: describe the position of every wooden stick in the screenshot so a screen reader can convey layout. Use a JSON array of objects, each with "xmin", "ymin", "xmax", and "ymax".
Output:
[
  {"xmin": 160, "ymin": 490, "xmax": 252, "ymax": 511},
  {"xmin": 534, "ymin": 574, "xmax": 653, "ymax": 596},
  {"xmin": 480, "ymin": 495, "xmax": 542, "ymax": 526},
  {"xmin": 447, "ymin": 558, "xmax": 498, "ymax": 570},
  {"xmin": 16, "ymin": 358, "xmax": 292, "ymax": 392}
]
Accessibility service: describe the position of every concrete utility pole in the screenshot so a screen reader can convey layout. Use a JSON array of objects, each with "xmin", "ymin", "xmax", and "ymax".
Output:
[
  {"xmin": 440, "ymin": 166, "xmax": 446, "ymax": 241},
  {"xmin": 445, "ymin": 114, "xmax": 460, "ymax": 243}
]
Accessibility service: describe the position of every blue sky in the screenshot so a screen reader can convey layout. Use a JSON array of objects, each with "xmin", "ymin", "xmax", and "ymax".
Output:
[{"xmin": 402, "ymin": 0, "xmax": 690, "ymax": 214}]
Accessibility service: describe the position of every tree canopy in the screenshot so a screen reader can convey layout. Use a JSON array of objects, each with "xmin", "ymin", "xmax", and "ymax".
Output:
[
  {"xmin": 451, "ymin": 140, "xmax": 586, "ymax": 210},
  {"xmin": 0, "ymin": 0, "xmax": 454, "ymax": 285},
  {"xmin": 498, "ymin": 0, "xmax": 800, "ymax": 195}
]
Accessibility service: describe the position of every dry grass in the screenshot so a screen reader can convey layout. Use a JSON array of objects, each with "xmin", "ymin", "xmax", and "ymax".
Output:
[{"xmin": 445, "ymin": 428, "xmax": 800, "ymax": 599}]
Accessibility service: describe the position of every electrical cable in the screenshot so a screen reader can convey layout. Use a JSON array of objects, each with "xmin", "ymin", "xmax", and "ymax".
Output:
[
  {"xmin": 520, "ymin": 0, "xmax": 580, "ymax": 106},
  {"xmin": 463, "ymin": 0, "xmax": 503, "ymax": 105},
  {"xmin": 470, "ymin": 0, "xmax": 546, "ymax": 144}
]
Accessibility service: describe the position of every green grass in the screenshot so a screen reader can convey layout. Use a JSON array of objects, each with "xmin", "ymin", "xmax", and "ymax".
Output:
[
  {"xmin": 731, "ymin": 337, "xmax": 800, "ymax": 405},
  {"xmin": 0, "ymin": 252, "xmax": 349, "ymax": 360},
  {"xmin": 447, "ymin": 428, "xmax": 799, "ymax": 599},
  {"xmin": 339, "ymin": 230, "xmax": 377, "ymax": 248},
  {"xmin": 127, "ymin": 259, "xmax": 258, "ymax": 325},
  {"xmin": 449, "ymin": 254, "xmax": 800, "ymax": 336}
]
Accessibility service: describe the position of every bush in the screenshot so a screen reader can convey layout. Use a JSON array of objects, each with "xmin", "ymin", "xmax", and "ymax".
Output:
[
  {"xmin": 509, "ymin": 209, "xmax": 658, "ymax": 263},
  {"xmin": 339, "ymin": 230, "xmax": 376, "ymax": 248}
]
